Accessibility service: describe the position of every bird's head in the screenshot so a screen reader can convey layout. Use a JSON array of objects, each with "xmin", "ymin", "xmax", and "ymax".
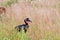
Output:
[{"xmin": 24, "ymin": 18, "xmax": 32, "ymax": 24}]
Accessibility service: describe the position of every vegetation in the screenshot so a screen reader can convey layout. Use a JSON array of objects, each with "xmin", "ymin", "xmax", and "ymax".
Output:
[
  {"xmin": 0, "ymin": 0, "xmax": 60, "ymax": 40},
  {"xmin": 0, "ymin": 0, "xmax": 18, "ymax": 7}
]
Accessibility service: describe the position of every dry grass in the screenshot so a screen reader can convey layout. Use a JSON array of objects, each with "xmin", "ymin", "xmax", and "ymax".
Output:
[{"xmin": 0, "ymin": 0, "xmax": 60, "ymax": 40}]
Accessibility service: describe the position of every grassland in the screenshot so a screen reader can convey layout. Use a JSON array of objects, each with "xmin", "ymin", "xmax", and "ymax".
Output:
[{"xmin": 0, "ymin": 0, "xmax": 60, "ymax": 40}]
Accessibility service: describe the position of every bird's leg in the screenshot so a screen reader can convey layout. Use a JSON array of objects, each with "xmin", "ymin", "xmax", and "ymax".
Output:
[
  {"xmin": 18, "ymin": 27, "xmax": 21, "ymax": 32},
  {"xmin": 24, "ymin": 28, "xmax": 27, "ymax": 33},
  {"xmin": 19, "ymin": 29, "xmax": 20, "ymax": 32}
]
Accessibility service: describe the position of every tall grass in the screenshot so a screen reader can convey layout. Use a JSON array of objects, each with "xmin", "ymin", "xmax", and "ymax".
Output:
[
  {"xmin": 0, "ymin": 15, "xmax": 60, "ymax": 40},
  {"xmin": 0, "ymin": 20, "xmax": 31, "ymax": 40},
  {"xmin": 0, "ymin": 0, "xmax": 18, "ymax": 7},
  {"xmin": 0, "ymin": 0, "xmax": 60, "ymax": 40},
  {"xmin": 43, "ymin": 31, "xmax": 60, "ymax": 40}
]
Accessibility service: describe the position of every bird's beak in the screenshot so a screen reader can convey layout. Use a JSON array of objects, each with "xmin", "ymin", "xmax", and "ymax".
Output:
[{"xmin": 29, "ymin": 20, "xmax": 32, "ymax": 22}]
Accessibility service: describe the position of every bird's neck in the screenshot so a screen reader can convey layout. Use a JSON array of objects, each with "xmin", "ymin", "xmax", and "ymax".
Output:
[{"xmin": 25, "ymin": 22, "xmax": 28, "ymax": 25}]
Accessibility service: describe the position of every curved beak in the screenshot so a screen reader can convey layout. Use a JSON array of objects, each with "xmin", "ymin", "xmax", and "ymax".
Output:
[{"xmin": 28, "ymin": 20, "xmax": 32, "ymax": 22}]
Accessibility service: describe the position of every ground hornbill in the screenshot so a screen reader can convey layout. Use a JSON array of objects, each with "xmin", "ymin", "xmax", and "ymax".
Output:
[{"xmin": 15, "ymin": 18, "xmax": 32, "ymax": 33}]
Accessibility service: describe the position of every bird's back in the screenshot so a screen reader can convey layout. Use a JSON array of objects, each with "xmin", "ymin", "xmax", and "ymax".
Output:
[{"xmin": 15, "ymin": 24, "xmax": 29, "ymax": 32}]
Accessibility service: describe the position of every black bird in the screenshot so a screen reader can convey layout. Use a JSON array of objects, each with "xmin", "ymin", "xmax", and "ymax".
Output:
[{"xmin": 15, "ymin": 18, "xmax": 32, "ymax": 33}]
